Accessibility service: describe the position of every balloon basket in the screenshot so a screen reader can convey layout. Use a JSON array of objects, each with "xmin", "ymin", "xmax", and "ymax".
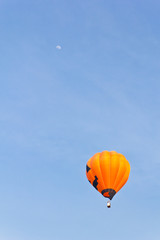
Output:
[{"xmin": 107, "ymin": 201, "xmax": 111, "ymax": 208}]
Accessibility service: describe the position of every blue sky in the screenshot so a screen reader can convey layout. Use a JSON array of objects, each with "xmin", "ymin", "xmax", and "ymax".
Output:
[{"xmin": 0, "ymin": 0, "xmax": 160, "ymax": 239}]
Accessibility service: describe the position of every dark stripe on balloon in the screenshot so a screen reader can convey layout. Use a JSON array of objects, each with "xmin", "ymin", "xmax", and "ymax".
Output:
[
  {"xmin": 86, "ymin": 165, "xmax": 91, "ymax": 172},
  {"xmin": 93, "ymin": 176, "xmax": 98, "ymax": 190}
]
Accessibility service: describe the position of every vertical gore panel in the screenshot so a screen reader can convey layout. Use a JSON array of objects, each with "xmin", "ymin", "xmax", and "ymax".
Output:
[
  {"xmin": 112, "ymin": 154, "xmax": 127, "ymax": 191},
  {"xmin": 109, "ymin": 151, "xmax": 120, "ymax": 189},
  {"xmin": 115, "ymin": 160, "xmax": 130, "ymax": 193},
  {"xmin": 86, "ymin": 158, "xmax": 96, "ymax": 186},
  {"xmin": 99, "ymin": 151, "xmax": 110, "ymax": 189},
  {"xmin": 90, "ymin": 153, "xmax": 105, "ymax": 193}
]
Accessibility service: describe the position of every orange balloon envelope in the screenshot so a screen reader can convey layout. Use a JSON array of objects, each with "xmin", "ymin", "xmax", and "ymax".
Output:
[{"xmin": 86, "ymin": 151, "xmax": 130, "ymax": 201}]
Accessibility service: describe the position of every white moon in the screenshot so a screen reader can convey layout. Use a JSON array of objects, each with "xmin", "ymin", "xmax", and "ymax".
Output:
[{"xmin": 56, "ymin": 45, "xmax": 62, "ymax": 50}]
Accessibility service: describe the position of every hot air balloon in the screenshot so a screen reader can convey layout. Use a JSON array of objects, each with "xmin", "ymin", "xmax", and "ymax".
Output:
[{"xmin": 86, "ymin": 150, "xmax": 130, "ymax": 208}]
